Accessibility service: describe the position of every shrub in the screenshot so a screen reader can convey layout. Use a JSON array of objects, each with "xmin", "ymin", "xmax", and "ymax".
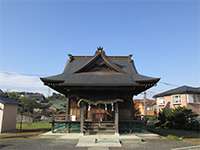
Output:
[{"xmin": 157, "ymin": 106, "xmax": 199, "ymax": 131}]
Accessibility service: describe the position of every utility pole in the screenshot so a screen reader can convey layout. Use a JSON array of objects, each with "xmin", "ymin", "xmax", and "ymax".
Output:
[{"xmin": 143, "ymin": 91, "xmax": 147, "ymax": 116}]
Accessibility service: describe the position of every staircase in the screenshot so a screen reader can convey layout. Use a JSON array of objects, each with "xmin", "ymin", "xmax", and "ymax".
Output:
[{"xmin": 85, "ymin": 121, "xmax": 115, "ymax": 135}]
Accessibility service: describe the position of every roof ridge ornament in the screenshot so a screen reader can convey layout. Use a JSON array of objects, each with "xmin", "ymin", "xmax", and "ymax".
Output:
[
  {"xmin": 68, "ymin": 54, "xmax": 74, "ymax": 62},
  {"xmin": 74, "ymin": 47, "xmax": 125, "ymax": 73},
  {"xmin": 96, "ymin": 46, "xmax": 105, "ymax": 55}
]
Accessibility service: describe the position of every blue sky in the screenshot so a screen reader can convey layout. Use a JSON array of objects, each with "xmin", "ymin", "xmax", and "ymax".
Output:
[{"xmin": 0, "ymin": 0, "xmax": 199, "ymax": 97}]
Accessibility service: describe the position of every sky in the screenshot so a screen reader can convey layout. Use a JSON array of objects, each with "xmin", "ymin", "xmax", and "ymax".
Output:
[{"xmin": 0, "ymin": 0, "xmax": 199, "ymax": 97}]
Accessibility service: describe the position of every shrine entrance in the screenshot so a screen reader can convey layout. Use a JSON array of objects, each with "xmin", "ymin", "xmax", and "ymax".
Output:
[
  {"xmin": 83, "ymin": 102, "xmax": 118, "ymax": 135},
  {"xmin": 87, "ymin": 104, "xmax": 114, "ymax": 122}
]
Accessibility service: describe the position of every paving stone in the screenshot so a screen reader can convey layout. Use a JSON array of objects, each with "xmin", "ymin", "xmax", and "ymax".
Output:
[{"xmin": 76, "ymin": 135, "xmax": 121, "ymax": 147}]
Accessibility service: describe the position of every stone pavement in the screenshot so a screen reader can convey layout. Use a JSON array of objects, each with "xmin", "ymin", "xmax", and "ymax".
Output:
[
  {"xmin": 40, "ymin": 131, "xmax": 160, "ymax": 140},
  {"xmin": 171, "ymin": 145, "xmax": 200, "ymax": 150},
  {"xmin": 76, "ymin": 135, "xmax": 122, "ymax": 147},
  {"xmin": 0, "ymin": 137, "xmax": 199, "ymax": 150},
  {"xmin": 40, "ymin": 132, "xmax": 161, "ymax": 149}
]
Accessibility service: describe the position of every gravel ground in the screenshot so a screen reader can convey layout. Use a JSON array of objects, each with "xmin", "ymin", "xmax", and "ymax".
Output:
[
  {"xmin": 0, "ymin": 137, "xmax": 199, "ymax": 150},
  {"xmin": 111, "ymin": 138, "xmax": 199, "ymax": 150},
  {"xmin": 0, "ymin": 138, "xmax": 86, "ymax": 150}
]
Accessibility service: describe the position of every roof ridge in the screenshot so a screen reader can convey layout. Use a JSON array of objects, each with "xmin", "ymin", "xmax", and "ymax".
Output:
[
  {"xmin": 153, "ymin": 85, "xmax": 200, "ymax": 98},
  {"xmin": 73, "ymin": 56, "xmax": 129, "ymax": 58}
]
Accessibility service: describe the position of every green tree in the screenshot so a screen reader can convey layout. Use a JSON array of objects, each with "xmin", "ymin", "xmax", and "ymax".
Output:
[{"xmin": 157, "ymin": 106, "xmax": 199, "ymax": 130}]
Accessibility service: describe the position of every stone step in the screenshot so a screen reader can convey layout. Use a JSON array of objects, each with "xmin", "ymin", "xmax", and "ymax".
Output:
[
  {"xmin": 84, "ymin": 122, "xmax": 115, "ymax": 134},
  {"xmin": 86, "ymin": 129, "xmax": 115, "ymax": 135},
  {"xmin": 87, "ymin": 127, "xmax": 114, "ymax": 129},
  {"xmin": 87, "ymin": 124, "xmax": 115, "ymax": 127},
  {"xmin": 87, "ymin": 123, "xmax": 115, "ymax": 126},
  {"xmin": 86, "ymin": 121, "xmax": 114, "ymax": 124},
  {"xmin": 87, "ymin": 127, "xmax": 115, "ymax": 131},
  {"xmin": 87, "ymin": 125, "xmax": 115, "ymax": 128}
]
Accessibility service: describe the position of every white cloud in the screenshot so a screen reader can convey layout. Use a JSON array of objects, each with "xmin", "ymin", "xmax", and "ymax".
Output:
[{"xmin": 0, "ymin": 72, "xmax": 56, "ymax": 97}]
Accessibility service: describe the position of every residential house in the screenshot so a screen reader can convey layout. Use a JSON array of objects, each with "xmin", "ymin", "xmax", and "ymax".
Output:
[
  {"xmin": 0, "ymin": 96, "xmax": 18, "ymax": 133},
  {"xmin": 19, "ymin": 92, "xmax": 45, "ymax": 102},
  {"xmin": 153, "ymin": 86, "xmax": 200, "ymax": 115},
  {"xmin": 133, "ymin": 99, "xmax": 157, "ymax": 117}
]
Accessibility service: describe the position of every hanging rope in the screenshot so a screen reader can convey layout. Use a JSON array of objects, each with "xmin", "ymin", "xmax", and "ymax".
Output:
[{"xmin": 77, "ymin": 98, "xmax": 123, "ymax": 107}]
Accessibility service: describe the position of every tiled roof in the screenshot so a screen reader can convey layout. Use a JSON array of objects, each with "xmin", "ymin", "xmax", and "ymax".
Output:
[
  {"xmin": 41, "ymin": 49, "xmax": 159, "ymax": 87},
  {"xmin": 0, "ymin": 96, "xmax": 18, "ymax": 105},
  {"xmin": 153, "ymin": 86, "xmax": 200, "ymax": 98}
]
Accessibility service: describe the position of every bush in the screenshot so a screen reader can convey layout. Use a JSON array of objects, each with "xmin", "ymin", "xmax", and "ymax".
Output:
[{"xmin": 157, "ymin": 106, "xmax": 199, "ymax": 131}]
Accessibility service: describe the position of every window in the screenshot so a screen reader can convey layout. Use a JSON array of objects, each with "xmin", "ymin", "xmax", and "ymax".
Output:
[
  {"xmin": 158, "ymin": 97, "xmax": 165, "ymax": 105},
  {"xmin": 193, "ymin": 94, "xmax": 200, "ymax": 103},
  {"xmin": 147, "ymin": 107, "xmax": 153, "ymax": 111},
  {"xmin": 172, "ymin": 95, "xmax": 181, "ymax": 104}
]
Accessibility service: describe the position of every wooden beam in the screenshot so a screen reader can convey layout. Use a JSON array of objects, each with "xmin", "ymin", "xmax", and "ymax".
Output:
[{"xmin": 115, "ymin": 102, "xmax": 119, "ymax": 134}]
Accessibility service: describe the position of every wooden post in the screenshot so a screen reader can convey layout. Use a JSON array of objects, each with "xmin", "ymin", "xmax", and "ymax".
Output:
[
  {"xmin": 52, "ymin": 115, "xmax": 55, "ymax": 133},
  {"xmin": 115, "ymin": 102, "xmax": 119, "ymax": 135},
  {"xmin": 143, "ymin": 92, "xmax": 147, "ymax": 116},
  {"xmin": 80, "ymin": 102, "xmax": 85, "ymax": 134},
  {"xmin": 65, "ymin": 97, "xmax": 70, "ymax": 133},
  {"xmin": 65, "ymin": 97, "xmax": 70, "ymax": 121},
  {"xmin": 20, "ymin": 112, "xmax": 23, "ymax": 132}
]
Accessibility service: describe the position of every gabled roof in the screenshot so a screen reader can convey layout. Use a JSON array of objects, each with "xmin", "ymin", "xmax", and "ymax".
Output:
[
  {"xmin": 41, "ymin": 48, "xmax": 159, "ymax": 89},
  {"xmin": 153, "ymin": 86, "xmax": 200, "ymax": 98},
  {"xmin": 0, "ymin": 96, "xmax": 18, "ymax": 105}
]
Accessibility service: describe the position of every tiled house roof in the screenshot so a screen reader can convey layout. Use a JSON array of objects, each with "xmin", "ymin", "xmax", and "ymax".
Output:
[
  {"xmin": 0, "ymin": 96, "xmax": 18, "ymax": 105},
  {"xmin": 153, "ymin": 86, "xmax": 200, "ymax": 98}
]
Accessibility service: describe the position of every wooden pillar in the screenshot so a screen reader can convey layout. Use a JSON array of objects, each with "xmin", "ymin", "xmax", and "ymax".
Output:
[
  {"xmin": 80, "ymin": 102, "xmax": 85, "ymax": 134},
  {"xmin": 65, "ymin": 97, "xmax": 70, "ymax": 121},
  {"xmin": 52, "ymin": 115, "xmax": 55, "ymax": 133},
  {"xmin": 115, "ymin": 102, "xmax": 119, "ymax": 135},
  {"xmin": 66, "ymin": 97, "xmax": 70, "ymax": 133}
]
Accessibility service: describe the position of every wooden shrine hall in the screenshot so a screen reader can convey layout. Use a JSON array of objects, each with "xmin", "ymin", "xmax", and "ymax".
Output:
[{"xmin": 41, "ymin": 47, "xmax": 160, "ymax": 134}]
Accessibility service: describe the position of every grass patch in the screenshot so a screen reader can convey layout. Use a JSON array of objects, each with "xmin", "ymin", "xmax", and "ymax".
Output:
[
  {"xmin": 0, "ymin": 122, "xmax": 51, "ymax": 139},
  {"xmin": 166, "ymin": 135, "xmax": 182, "ymax": 141},
  {"xmin": 16, "ymin": 122, "xmax": 51, "ymax": 132}
]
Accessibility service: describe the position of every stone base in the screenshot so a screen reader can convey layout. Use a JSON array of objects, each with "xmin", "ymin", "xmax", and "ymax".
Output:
[{"xmin": 76, "ymin": 135, "xmax": 121, "ymax": 147}]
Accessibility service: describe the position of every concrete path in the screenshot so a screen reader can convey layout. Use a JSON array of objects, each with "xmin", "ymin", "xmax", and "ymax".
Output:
[
  {"xmin": 1, "ymin": 136, "xmax": 198, "ymax": 150},
  {"xmin": 39, "ymin": 132, "xmax": 83, "ymax": 139},
  {"xmin": 171, "ymin": 145, "xmax": 200, "ymax": 150},
  {"xmin": 76, "ymin": 135, "xmax": 121, "ymax": 147}
]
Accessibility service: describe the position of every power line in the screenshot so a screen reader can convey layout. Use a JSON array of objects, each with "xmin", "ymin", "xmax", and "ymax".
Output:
[
  {"xmin": 1, "ymin": 71, "xmax": 48, "ymax": 77},
  {"xmin": 159, "ymin": 81, "xmax": 180, "ymax": 87}
]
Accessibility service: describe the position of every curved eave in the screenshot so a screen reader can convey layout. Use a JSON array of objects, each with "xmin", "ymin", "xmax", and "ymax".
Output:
[
  {"xmin": 136, "ymin": 77, "xmax": 160, "ymax": 84},
  {"xmin": 50, "ymin": 82, "xmax": 143, "ymax": 87},
  {"xmin": 40, "ymin": 77, "xmax": 64, "ymax": 84}
]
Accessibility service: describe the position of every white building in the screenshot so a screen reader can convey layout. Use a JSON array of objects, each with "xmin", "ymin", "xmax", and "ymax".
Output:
[{"xmin": 0, "ymin": 96, "xmax": 18, "ymax": 133}]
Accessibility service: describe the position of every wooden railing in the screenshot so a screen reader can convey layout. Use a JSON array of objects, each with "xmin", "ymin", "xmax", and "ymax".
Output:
[{"xmin": 51, "ymin": 114, "xmax": 81, "ymax": 133}]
